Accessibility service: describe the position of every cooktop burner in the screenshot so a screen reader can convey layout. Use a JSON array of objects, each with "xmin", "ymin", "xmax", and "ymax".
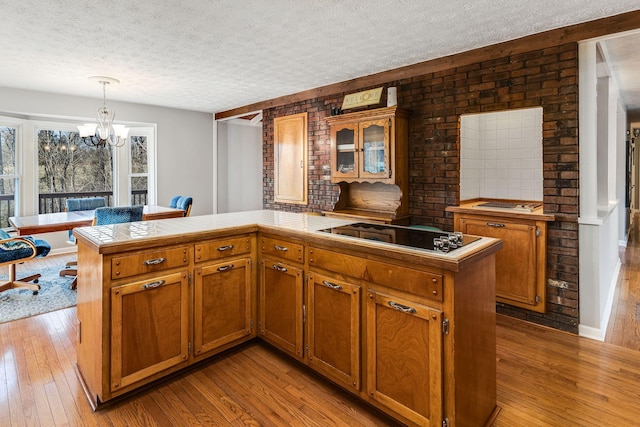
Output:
[{"xmin": 318, "ymin": 222, "xmax": 480, "ymax": 253}]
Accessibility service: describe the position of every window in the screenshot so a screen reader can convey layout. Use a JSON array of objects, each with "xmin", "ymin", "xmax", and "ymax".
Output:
[
  {"xmin": 129, "ymin": 135, "xmax": 148, "ymax": 205},
  {"xmin": 0, "ymin": 126, "xmax": 18, "ymax": 227},
  {"xmin": 37, "ymin": 128, "xmax": 114, "ymax": 212}
]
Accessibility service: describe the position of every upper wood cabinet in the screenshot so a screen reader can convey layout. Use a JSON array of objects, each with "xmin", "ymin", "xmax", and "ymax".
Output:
[
  {"xmin": 325, "ymin": 106, "xmax": 410, "ymax": 224},
  {"xmin": 273, "ymin": 112, "xmax": 308, "ymax": 205},
  {"xmin": 331, "ymin": 118, "xmax": 391, "ymax": 181},
  {"xmin": 327, "ymin": 106, "xmax": 408, "ymax": 185}
]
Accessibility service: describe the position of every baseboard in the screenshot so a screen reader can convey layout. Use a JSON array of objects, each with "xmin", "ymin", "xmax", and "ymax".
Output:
[
  {"xmin": 49, "ymin": 246, "xmax": 77, "ymax": 256},
  {"xmin": 578, "ymin": 258, "xmax": 621, "ymax": 341}
]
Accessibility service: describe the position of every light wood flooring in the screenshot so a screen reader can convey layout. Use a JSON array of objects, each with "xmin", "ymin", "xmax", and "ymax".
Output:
[{"xmin": 3, "ymin": 254, "xmax": 640, "ymax": 425}]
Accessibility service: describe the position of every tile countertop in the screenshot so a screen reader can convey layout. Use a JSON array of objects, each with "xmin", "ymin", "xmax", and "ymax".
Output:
[{"xmin": 73, "ymin": 209, "xmax": 502, "ymax": 266}]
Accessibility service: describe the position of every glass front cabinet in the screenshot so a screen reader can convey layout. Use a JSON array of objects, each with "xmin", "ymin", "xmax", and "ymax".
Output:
[{"xmin": 328, "ymin": 106, "xmax": 407, "ymax": 185}]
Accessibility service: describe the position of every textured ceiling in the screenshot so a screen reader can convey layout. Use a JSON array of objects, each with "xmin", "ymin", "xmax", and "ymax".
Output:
[{"xmin": 0, "ymin": 0, "xmax": 639, "ymax": 114}]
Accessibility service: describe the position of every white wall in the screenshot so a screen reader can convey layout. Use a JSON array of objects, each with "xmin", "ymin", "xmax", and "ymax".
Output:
[
  {"xmin": 0, "ymin": 86, "xmax": 215, "ymax": 250},
  {"xmin": 217, "ymin": 121, "xmax": 263, "ymax": 213},
  {"xmin": 578, "ymin": 41, "xmax": 625, "ymax": 340}
]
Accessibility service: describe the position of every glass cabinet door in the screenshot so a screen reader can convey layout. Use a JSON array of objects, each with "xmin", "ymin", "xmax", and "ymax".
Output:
[
  {"xmin": 360, "ymin": 119, "xmax": 390, "ymax": 179},
  {"xmin": 332, "ymin": 124, "xmax": 359, "ymax": 179}
]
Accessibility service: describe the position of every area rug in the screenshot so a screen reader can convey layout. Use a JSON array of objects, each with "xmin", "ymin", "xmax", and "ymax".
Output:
[{"xmin": 0, "ymin": 266, "xmax": 76, "ymax": 323}]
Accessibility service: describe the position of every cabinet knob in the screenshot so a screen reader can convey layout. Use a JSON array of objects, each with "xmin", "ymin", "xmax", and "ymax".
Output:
[{"xmin": 432, "ymin": 290, "xmax": 438, "ymax": 295}]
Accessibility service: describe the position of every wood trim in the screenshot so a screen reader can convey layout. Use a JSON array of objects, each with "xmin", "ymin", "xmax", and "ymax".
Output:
[{"xmin": 215, "ymin": 10, "xmax": 640, "ymax": 120}]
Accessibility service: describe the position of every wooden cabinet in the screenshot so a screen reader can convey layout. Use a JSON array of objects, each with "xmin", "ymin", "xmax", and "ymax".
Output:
[
  {"xmin": 76, "ymin": 215, "xmax": 500, "ymax": 425},
  {"xmin": 258, "ymin": 235, "xmax": 304, "ymax": 359},
  {"xmin": 306, "ymin": 271, "xmax": 361, "ymax": 391},
  {"xmin": 331, "ymin": 117, "xmax": 392, "ymax": 181},
  {"xmin": 273, "ymin": 112, "xmax": 308, "ymax": 205},
  {"xmin": 325, "ymin": 106, "xmax": 410, "ymax": 224},
  {"xmin": 194, "ymin": 235, "xmax": 254, "ymax": 358},
  {"xmin": 110, "ymin": 271, "xmax": 190, "ymax": 392},
  {"xmin": 308, "ymin": 243, "xmax": 498, "ymax": 426},
  {"xmin": 194, "ymin": 257, "xmax": 252, "ymax": 357},
  {"xmin": 366, "ymin": 291, "xmax": 443, "ymax": 427},
  {"xmin": 452, "ymin": 209, "xmax": 550, "ymax": 313}
]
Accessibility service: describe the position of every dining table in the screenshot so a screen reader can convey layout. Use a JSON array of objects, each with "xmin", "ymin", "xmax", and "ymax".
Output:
[{"xmin": 9, "ymin": 205, "xmax": 185, "ymax": 236}]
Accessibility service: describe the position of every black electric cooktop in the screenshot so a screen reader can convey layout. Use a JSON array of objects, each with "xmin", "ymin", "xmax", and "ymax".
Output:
[{"xmin": 318, "ymin": 222, "xmax": 480, "ymax": 253}]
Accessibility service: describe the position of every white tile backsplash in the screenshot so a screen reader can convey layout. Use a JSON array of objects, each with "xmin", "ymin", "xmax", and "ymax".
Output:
[{"xmin": 460, "ymin": 107, "xmax": 543, "ymax": 201}]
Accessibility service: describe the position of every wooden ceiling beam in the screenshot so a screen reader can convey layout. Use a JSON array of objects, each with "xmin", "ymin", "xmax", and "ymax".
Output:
[{"xmin": 215, "ymin": 10, "xmax": 640, "ymax": 120}]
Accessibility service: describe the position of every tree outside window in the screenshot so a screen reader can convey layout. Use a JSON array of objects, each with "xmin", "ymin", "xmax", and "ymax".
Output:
[
  {"xmin": 37, "ymin": 129, "xmax": 113, "ymax": 213},
  {"xmin": 129, "ymin": 135, "xmax": 148, "ymax": 205}
]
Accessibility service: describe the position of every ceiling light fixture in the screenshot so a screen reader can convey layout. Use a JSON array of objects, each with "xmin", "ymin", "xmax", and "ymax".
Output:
[{"xmin": 78, "ymin": 76, "xmax": 129, "ymax": 147}]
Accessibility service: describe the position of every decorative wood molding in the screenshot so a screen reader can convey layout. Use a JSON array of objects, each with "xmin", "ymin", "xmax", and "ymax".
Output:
[{"xmin": 215, "ymin": 10, "xmax": 640, "ymax": 120}]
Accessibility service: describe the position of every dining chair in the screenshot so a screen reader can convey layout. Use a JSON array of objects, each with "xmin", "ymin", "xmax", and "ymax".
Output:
[
  {"xmin": 0, "ymin": 229, "xmax": 51, "ymax": 295},
  {"xmin": 93, "ymin": 205, "xmax": 144, "ymax": 226},
  {"xmin": 169, "ymin": 195, "xmax": 193, "ymax": 217},
  {"xmin": 60, "ymin": 197, "xmax": 106, "ymax": 290}
]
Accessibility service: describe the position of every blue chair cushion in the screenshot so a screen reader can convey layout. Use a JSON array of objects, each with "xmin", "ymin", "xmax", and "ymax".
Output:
[
  {"xmin": 176, "ymin": 196, "xmax": 192, "ymax": 212},
  {"xmin": 66, "ymin": 197, "xmax": 106, "ymax": 212},
  {"xmin": 0, "ymin": 229, "xmax": 51, "ymax": 263},
  {"xmin": 94, "ymin": 205, "xmax": 144, "ymax": 226},
  {"xmin": 169, "ymin": 195, "xmax": 181, "ymax": 209}
]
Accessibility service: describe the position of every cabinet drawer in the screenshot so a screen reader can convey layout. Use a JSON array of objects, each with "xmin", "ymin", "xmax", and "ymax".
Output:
[
  {"xmin": 260, "ymin": 236, "xmax": 304, "ymax": 264},
  {"xmin": 195, "ymin": 235, "xmax": 252, "ymax": 263},
  {"xmin": 111, "ymin": 246, "xmax": 190, "ymax": 280},
  {"xmin": 308, "ymin": 246, "xmax": 443, "ymax": 302}
]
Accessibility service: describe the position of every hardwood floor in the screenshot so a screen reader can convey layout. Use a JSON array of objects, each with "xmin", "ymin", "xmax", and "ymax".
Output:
[
  {"xmin": 605, "ymin": 214, "xmax": 640, "ymax": 349},
  {"xmin": 3, "ymin": 254, "xmax": 640, "ymax": 426}
]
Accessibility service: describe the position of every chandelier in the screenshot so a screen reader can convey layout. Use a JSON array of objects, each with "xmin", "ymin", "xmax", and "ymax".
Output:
[{"xmin": 77, "ymin": 76, "xmax": 129, "ymax": 147}]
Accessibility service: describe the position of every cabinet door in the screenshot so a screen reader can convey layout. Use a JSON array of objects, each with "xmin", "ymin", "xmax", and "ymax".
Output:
[
  {"xmin": 194, "ymin": 257, "xmax": 252, "ymax": 357},
  {"xmin": 307, "ymin": 272, "xmax": 361, "ymax": 391},
  {"xmin": 367, "ymin": 291, "xmax": 443, "ymax": 427},
  {"xmin": 273, "ymin": 112, "xmax": 308, "ymax": 204},
  {"xmin": 259, "ymin": 259, "xmax": 304, "ymax": 359},
  {"xmin": 331, "ymin": 123, "xmax": 359, "ymax": 181},
  {"xmin": 460, "ymin": 218, "xmax": 537, "ymax": 306},
  {"xmin": 359, "ymin": 118, "xmax": 390, "ymax": 180},
  {"xmin": 110, "ymin": 271, "xmax": 189, "ymax": 392}
]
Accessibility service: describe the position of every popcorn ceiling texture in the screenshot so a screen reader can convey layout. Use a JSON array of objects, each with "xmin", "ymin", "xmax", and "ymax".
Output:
[{"xmin": 0, "ymin": 0, "xmax": 637, "ymax": 113}]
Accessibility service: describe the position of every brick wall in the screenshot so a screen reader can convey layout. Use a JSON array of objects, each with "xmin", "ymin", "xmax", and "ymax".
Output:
[{"xmin": 263, "ymin": 42, "xmax": 579, "ymax": 333}]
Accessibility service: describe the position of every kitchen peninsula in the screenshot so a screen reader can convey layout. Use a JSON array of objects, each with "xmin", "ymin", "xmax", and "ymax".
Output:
[{"xmin": 73, "ymin": 210, "xmax": 502, "ymax": 426}]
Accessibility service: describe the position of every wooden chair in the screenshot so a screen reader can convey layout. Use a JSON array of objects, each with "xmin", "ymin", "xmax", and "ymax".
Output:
[
  {"xmin": 60, "ymin": 197, "xmax": 106, "ymax": 290},
  {"xmin": 169, "ymin": 195, "xmax": 193, "ymax": 217},
  {"xmin": 0, "ymin": 230, "xmax": 51, "ymax": 295}
]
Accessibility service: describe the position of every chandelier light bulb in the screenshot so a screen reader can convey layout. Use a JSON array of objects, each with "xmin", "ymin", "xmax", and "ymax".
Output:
[{"xmin": 77, "ymin": 76, "xmax": 128, "ymax": 147}]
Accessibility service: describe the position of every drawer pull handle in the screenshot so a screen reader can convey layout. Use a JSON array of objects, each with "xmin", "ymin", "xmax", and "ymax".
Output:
[
  {"xmin": 274, "ymin": 245, "xmax": 289, "ymax": 252},
  {"xmin": 321, "ymin": 280, "xmax": 343, "ymax": 291},
  {"xmin": 143, "ymin": 257, "xmax": 166, "ymax": 266},
  {"xmin": 388, "ymin": 301, "xmax": 417, "ymax": 314},
  {"xmin": 217, "ymin": 264, "xmax": 234, "ymax": 272},
  {"xmin": 142, "ymin": 280, "xmax": 165, "ymax": 290},
  {"xmin": 487, "ymin": 222, "xmax": 505, "ymax": 228},
  {"xmin": 217, "ymin": 244, "xmax": 234, "ymax": 251},
  {"xmin": 273, "ymin": 264, "xmax": 288, "ymax": 272}
]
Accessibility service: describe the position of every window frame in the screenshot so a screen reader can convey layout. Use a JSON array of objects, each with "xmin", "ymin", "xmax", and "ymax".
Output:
[{"xmin": 0, "ymin": 118, "xmax": 24, "ymax": 226}]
